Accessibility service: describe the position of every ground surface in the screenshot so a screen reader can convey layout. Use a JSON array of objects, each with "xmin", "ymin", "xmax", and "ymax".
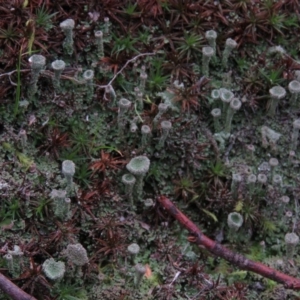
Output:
[{"xmin": 1, "ymin": 1, "xmax": 300, "ymax": 299}]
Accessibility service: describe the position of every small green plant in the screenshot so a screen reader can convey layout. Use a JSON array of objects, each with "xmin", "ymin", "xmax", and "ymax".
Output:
[
  {"xmin": 111, "ymin": 33, "xmax": 139, "ymax": 57},
  {"xmin": 0, "ymin": 23, "xmax": 20, "ymax": 44},
  {"xmin": 0, "ymin": 199, "xmax": 19, "ymax": 224},
  {"xmin": 233, "ymin": 57, "xmax": 250, "ymax": 72},
  {"xmin": 177, "ymin": 31, "xmax": 203, "ymax": 61},
  {"xmin": 148, "ymin": 59, "xmax": 170, "ymax": 92},
  {"xmin": 259, "ymin": 67, "xmax": 285, "ymax": 86},
  {"xmin": 52, "ymin": 282, "xmax": 87, "ymax": 300},
  {"xmin": 7, "ymin": 198, "xmax": 21, "ymax": 220},
  {"xmin": 70, "ymin": 127, "xmax": 94, "ymax": 155},
  {"xmin": 74, "ymin": 163, "xmax": 92, "ymax": 188},
  {"xmin": 266, "ymin": 12, "xmax": 289, "ymax": 37},
  {"xmin": 206, "ymin": 160, "xmax": 228, "ymax": 187},
  {"xmin": 32, "ymin": 197, "xmax": 52, "ymax": 220},
  {"xmin": 173, "ymin": 175, "xmax": 198, "ymax": 202},
  {"xmin": 124, "ymin": 3, "xmax": 138, "ymax": 16},
  {"xmin": 240, "ymin": 201, "xmax": 260, "ymax": 227},
  {"xmin": 60, "ymin": 148, "xmax": 86, "ymax": 163},
  {"xmin": 137, "ymin": 30, "xmax": 151, "ymax": 45},
  {"xmin": 260, "ymin": 217, "xmax": 277, "ymax": 237},
  {"xmin": 35, "ymin": 5, "xmax": 58, "ymax": 31}
]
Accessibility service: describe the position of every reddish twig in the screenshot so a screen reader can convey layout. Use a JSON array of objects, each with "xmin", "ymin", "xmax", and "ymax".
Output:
[
  {"xmin": 157, "ymin": 195, "xmax": 300, "ymax": 290},
  {"xmin": 0, "ymin": 272, "xmax": 37, "ymax": 300}
]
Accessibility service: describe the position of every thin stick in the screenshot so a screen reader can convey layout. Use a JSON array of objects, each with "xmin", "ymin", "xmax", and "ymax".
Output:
[
  {"xmin": 1, "ymin": 52, "xmax": 156, "ymax": 90},
  {"xmin": 157, "ymin": 195, "xmax": 300, "ymax": 290},
  {"xmin": 0, "ymin": 272, "xmax": 37, "ymax": 300},
  {"xmin": 106, "ymin": 52, "xmax": 156, "ymax": 86}
]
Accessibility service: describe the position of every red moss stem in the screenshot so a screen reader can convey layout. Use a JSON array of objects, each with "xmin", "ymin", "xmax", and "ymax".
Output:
[
  {"xmin": 0, "ymin": 272, "xmax": 37, "ymax": 300},
  {"xmin": 157, "ymin": 195, "xmax": 300, "ymax": 290}
]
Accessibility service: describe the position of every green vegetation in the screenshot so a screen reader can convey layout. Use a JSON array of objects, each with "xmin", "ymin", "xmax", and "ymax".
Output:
[{"xmin": 0, "ymin": 1, "xmax": 300, "ymax": 299}]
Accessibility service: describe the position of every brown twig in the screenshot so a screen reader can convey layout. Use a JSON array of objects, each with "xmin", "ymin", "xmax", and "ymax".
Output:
[
  {"xmin": 0, "ymin": 272, "xmax": 37, "ymax": 300},
  {"xmin": 157, "ymin": 195, "xmax": 300, "ymax": 290}
]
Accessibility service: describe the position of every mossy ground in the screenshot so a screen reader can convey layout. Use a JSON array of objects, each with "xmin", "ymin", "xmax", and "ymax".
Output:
[{"xmin": 0, "ymin": 1, "xmax": 300, "ymax": 299}]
